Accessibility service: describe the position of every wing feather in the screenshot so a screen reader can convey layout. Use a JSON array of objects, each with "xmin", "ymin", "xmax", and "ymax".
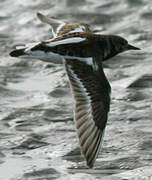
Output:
[
  {"xmin": 37, "ymin": 12, "xmax": 91, "ymax": 37},
  {"xmin": 65, "ymin": 58, "xmax": 111, "ymax": 168}
]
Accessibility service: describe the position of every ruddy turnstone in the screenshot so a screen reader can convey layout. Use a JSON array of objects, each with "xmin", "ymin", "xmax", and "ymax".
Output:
[{"xmin": 10, "ymin": 13, "xmax": 140, "ymax": 168}]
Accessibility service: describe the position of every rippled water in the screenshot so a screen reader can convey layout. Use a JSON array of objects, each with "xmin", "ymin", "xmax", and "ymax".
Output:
[{"xmin": 0, "ymin": 0, "xmax": 152, "ymax": 179}]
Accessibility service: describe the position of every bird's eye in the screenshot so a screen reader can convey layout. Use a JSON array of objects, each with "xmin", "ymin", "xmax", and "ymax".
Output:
[
  {"xmin": 120, "ymin": 41, "xmax": 125, "ymax": 46},
  {"xmin": 120, "ymin": 40, "xmax": 127, "ymax": 46}
]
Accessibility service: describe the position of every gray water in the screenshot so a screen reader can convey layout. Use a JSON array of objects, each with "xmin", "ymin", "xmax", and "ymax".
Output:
[{"xmin": 0, "ymin": 0, "xmax": 152, "ymax": 179}]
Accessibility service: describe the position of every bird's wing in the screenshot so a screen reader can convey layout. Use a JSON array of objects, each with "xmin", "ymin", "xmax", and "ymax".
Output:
[
  {"xmin": 9, "ymin": 35, "xmax": 87, "ymax": 63},
  {"xmin": 37, "ymin": 12, "xmax": 65, "ymax": 37},
  {"xmin": 65, "ymin": 57, "xmax": 111, "ymax": 168},
  {"xmin": 10, "ymin": 34, "xmax": 93, "ymax": 64},
  {"xmin": 37, "ymin": 12, "xmax": 91, "ymax": 37}
]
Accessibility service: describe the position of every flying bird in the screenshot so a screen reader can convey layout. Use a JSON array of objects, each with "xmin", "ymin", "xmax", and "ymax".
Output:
[{"xmin": 10, "ymin": 13, "xmax": 140, "ymax": 168}]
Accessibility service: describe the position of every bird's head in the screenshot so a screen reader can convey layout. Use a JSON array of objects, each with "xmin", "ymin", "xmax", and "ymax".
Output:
[{"xmin": 103, "ymin": 35, "xmax": 140, "ymax": 60}]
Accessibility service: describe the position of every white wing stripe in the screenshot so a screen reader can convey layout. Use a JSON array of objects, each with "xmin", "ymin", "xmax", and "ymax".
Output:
[
  {"xmin": 20, "ymin": 50, "xmax": 64, "ymax": 64},
  {"xmin": 55, "ymin": 22, "xmax": 66, "ymax": 36},
  {"xmin": 46, "ymin": 37, "xmax": 86, "ymax": 47},
  {"xmin": 63, "ymin": 56, "xmax": 93, "ymax": 66},
  {"xmin": 67, "ymin": 64, "xmax": 94, "ymax": 121},
  {"xmin": 68, "ymin": 26, "xmax": 86, "ymax": 34}
]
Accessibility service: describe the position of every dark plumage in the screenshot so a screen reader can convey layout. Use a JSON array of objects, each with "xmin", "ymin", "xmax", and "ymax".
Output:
[
  {"xmin": 9, "ymin": 12, "xmax": 140, "ymax": 168},
  {"xmin": 10, "ymin": 48, "xmax": 25, "ymax": 57},
  {"xmin": 10, "ymin": 32, "xmax": 140, "ymax": 61}
]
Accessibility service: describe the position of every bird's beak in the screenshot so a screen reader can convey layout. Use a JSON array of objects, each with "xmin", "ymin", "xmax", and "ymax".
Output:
[{"xmin": 127, "ymin": 44, "xmax": 140, "ymax": 50}]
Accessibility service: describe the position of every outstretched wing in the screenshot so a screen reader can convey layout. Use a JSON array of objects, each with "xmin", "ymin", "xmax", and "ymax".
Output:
[
  {"xmin": 9, "ymin": 34, "xmax": 94, "ymax": 63},
  {"xmin": 37, "ymin": 12, "xmax": 91, "ymax": 37},
  {"xmin": 65, "ymin": 58, "xmax": 111, "ymax": 168}
]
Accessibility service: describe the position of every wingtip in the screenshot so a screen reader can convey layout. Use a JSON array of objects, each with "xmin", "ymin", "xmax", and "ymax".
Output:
[
  {"xmin": 37, "ymin": 12, "xmax": 45, "ymax": 22},
  {"xmin": 37, "ymin": 12, "xmax": 52, "ymax": 24},
  {"xmin": 83, "ymin": 150, "xmax": 96, "ymax": 169},
  {"xmin": 9, "ymin": 48, "xmax": 25, "ymax": 57},
  {"xmin": 77, "ymin": 126, "xmax": 104, "ymax": 169},
  {"xmin": 36, "ymin": 12, "xmax": 62, "ymax": 27},
  {"xmin": 37, "ymin": 12, "xmax": 42, "ymax": 17},
  {"xmin": 86, "ymin": 161, "xmax": 94, "ymax": 168}
]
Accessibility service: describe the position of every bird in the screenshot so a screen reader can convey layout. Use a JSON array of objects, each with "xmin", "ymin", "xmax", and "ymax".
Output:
[{"xmin": 9, "ymin": 13, "xmax": 140, "ymax": 168}]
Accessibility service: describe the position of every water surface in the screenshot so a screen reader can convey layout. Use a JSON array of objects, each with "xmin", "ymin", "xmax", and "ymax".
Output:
[{"xmin": 0, "ymin": 0, "xmax": 152, "ymax": 179}]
